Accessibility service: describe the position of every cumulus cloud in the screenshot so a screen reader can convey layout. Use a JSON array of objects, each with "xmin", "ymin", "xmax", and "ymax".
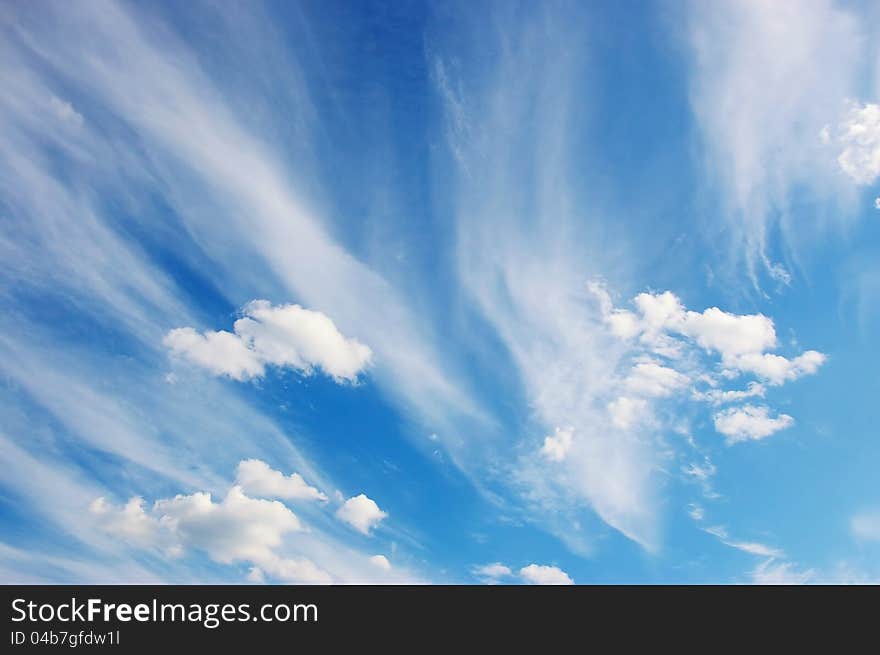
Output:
[
  {"xmin": 235, "ymin": 459, "xmax": 327, "ymax": 502},
  {"xmin": 88, "ymin": 460, "xmax": 411, "ymax": 584},
  {"xmin": 589, "ymin": 284, "xmax": 821, "ymax": 445},
  {"xmin": 335, "ymin": 494, "xmax": 388, "ymax": 535},
  {"xmin": 165, "ymin": 301, "xmax": 372, "ymax": 383},
  {"xmin": 163, "ymin": 328, "xmax": 264, "ymax": 381},
  {"xmin": 592, "ymin": 285, "xmax": 825, "ymax": 388},
  {"xmin": 540, "ymin": 427, "xmax": 574, "ymax": 462},
  {"xmin": 91, "ymin": 486, "xmax": 334, "ymax": 583},
  {"xmin": 713, "ymin": 405, "xmax": 794, "ymax": 443},
  {"xmin": 152, "ymin": 486, "xmax": 302, "ymax": 564},
  {"xmin": 874, "ymin": 197, "xmax": 880, "ymax": 210},
  {"xmin": 519, "ymin": 564, "xmax": 574, "ymax": 585},
  {"xmin": 681, "ymin": 307, "xmax": 777, "ymax": 359},
  {"xmin": 474, "ymin": 562, "xmax": 572, "ymax": 585},
  {"xmin": 729, "ymin": 350, "xmax": 826, "ymax": 386},
  {"xmin": 835, "ymin": 102, "xmax": 880, "ymax": 185},
  {"xmin": 473, "ymin": 563, "xmax": 513, "ymax": 581},
  {"xmin": 90, "ymin": 497, "xmax": 165, "ymax": 550},
  {"xmin": 624, "ymin": 362, "xmax": 689, "ymax": 397}
]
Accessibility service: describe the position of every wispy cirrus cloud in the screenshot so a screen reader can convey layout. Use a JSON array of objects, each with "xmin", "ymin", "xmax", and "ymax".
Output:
[
  {"xmin": 685, "ymin": 0, "xmax": 870, "ymax": 284},
  {"xmin": 0, "ymin": 0, "xmax": 448, "ymax": 582}
]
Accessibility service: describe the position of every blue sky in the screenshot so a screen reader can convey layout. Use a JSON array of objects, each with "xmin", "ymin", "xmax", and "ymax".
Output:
[{"xmin": 1, "ymin": 0, "xmax": 880, "ymax": 584}]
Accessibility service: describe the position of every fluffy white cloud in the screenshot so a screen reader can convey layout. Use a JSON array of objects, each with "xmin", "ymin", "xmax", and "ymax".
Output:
[
  {"xmin": 90, "ymin": 497, "xmax": 165, "ymax": 549},
  {"xmin": 593, "ymin": 286, "xmax": 825, "ymax": 388},
  {"xmin": 625, "ymin": 362, "xmax": 689, "ymax": 397},
  {"xmin": 681, "ymin": 307, "xmax": 777, "ymax": 359},
  {"xmin": 254, "ymin": 555, "xmax": 333, "ymax": 585},
  {"xmin": 85, "ymin": 459, "xmax": 419, "ymax": 584},
  {"xmin": 234, "ymin": 300, "xmax": 373, "ymax": 382},
  {"xmin": 519, "ymin": 564, "xmax": 574, "ymax": 585},
  {"xmin": 729, "ymin": 350, "xmax": 826, "ymax": 386},
  {"xmin": 335, "ymin": 494, "xmax": 388, "ymax": 535},
  {"xmin": 473, "ymin": 563, "xmax": 512, "ymax": 580},
  {"xmin": 540, "ymin": 426, "xmax": 574, "ymax": 462},
  {"xmin": 835, "ymin": 102, "xmax": 880, "ymax": 185},
  {"xmin": 235, "ymin": 459, "xmax": 327, "ymax": 502},
  {"xmin": 91, "ymin": 486, "xmax": 334, "ymax": 583},
  {"xmin": 153, "ymin": 486, "xmax": 302, "ymax": 564},
  {"xmin": 851, "ymin": 511, "xmax": 880, "ymax": 541},
  {"xmin": 165, "ymin": 301, "xmax": 372, "ymax": 383},
  {"xmin": 874, "ymin": 197, "xmax": 880, "ymax": 210},
  {"xmin": 163, "ymin": 328, "xmax": 264, "ymax": 381},
  {"xmin": 633, "ymin": 291, "xmax": 685, "ymax": 337},
  {"xmin": 713, "ymin": 405, "xmax": 794, "ymax": 443}
]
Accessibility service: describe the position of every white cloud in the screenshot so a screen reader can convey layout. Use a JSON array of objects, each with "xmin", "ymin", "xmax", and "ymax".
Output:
[
  {"xmin": 0, "ymin": 0, "xmax": 448, "ymax": 584},
  {"xmin": 595, "ymin": 286, "xmax": 825, "ymax": 387},
  {"xmin": 687, "ymin": 504, "xmax": 704, "ymax": 521},
  {"xmin": 835, "ymin": 102, "xmax": 880, "ymax": 185},
  {"xmin": 693, "ymin": 381, "xmax": 766, "ymax": 405},
  {"xmin": 369, "ymin": 555, "xmax": 391, "ymax": 571},
  {"xmin": 680, "ymin": 307, "xmax": 777, "ymax": 359},
  {"xmin": 686, "ymin": 0, "xmax": 865, "ymax": 281},
  {"xmin": 591, "ymin": 285, "xmax": 822, "ymax": 450},
  {"xmin": 713, "ymin": 405, "xmax": 794, "ymax": 443},
  {"xmin": 540, "ymin": 426, "xmax": 574, "ymax": 462},
  {"xmin": 875, "ymin": 197, "xmax": 880, "ymax": 210},
  {"xmin": 90, "ymin": 497, "xmax": 164, "ymax": 549},
  {"xmin": 683, "ymin": 458, "xmax": 716, "ymax": 482},
  {"xmin": 153, "ymin": 486, "xmax": 302, "ymax": 564},
  {"xmin": 625, "ymin": 362, "xmax": 689, "ymax": 397},
  {"xmin": 705, "ymin": 526, "xmax": 784, "ymax": 559},
  {"xmin": 438, "ymin": 17, "xmax": 661, "ymax": 550},
  {"xmin": 91, "ymin": 486, "xmax": 335, "ymax": 583},
  {"xmin": 729, "ymin": 350, "xmax": 826, "ymax": 386},
  {"xmin": 85, "ymin": 459, "xmax": 424, "ymax": 584},
  {"xmin": 851, "ymin": 511, "xmax": 880, "ymax": 541},
  {"xmin": 608, "ymin": 396, "xmax": 648, "ymax": 429},
  {"xmin": 750, "ymin": 559, "xmax": 815, "ymax": 585},
  {"xmin": 235, "ymin": 459, "xmax": 327, "ymax": 502},
  {"xmin": 256, "ymin": 555, "xmax": 333, "ymax": 585},
  {"xmin": 727, "ymin": 541, "xmax": 783, "ymax": 558},
  {"xmin": 335, "ymin": 494, "xmax": 388, "ymax": 535},
  {"xmin": 473, "ymin": 563, "xmax": 513, "ymax": 581},
  {"xmin": 165, "ymin": 301, "xmax": 372, "ymax": 383},
  {"xmin": 519, "ymin": 564, "xmax": 574, "ymax": 585},
  {"xmin": 163, "ymin": 328, "xmax": 264, "ymax": 381}
]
